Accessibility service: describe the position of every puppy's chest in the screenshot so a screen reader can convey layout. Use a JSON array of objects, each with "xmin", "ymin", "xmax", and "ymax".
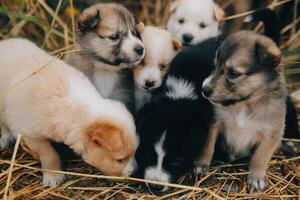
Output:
[
  {"xmin": 92, "ymin": 69, "xmax": 122, "ymax": 98},
  {"xmin": 220, "ymin": 108, "xmax": 270, "ymax": 155}
]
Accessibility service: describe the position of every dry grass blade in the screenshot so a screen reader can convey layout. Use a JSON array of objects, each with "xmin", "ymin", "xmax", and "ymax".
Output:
[
  {"xmin": 0, "ymin": 0, "xmax": 299, "ymax": 199},
  {"xmin": 3, "ymin": 134, "xmax": 22, "ymax": 200}
]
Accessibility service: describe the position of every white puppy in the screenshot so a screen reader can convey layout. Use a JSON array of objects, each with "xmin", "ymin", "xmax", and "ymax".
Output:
[
  {"xmin": 0, "ymin": 38, "xmax": 138, "ymax": 186},
  {"xmin": 167, "ymin": 0, "xmax": 224, "ymax": 46},
  {"xmin": 133, "ymin": 26, "xmax": 182, "ymax": 110}
]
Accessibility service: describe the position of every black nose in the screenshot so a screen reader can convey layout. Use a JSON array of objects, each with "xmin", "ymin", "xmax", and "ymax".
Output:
[
  {"xmin": 145, "ymin": 80, "xmax": 155, "ymax": 88},
  {"xmin": 134, "ymin": 45, "xmax": 144, "ymax": 56},
  {"xmin": 202, "ymin": 86, "xmax": 213, "ymax": 98},
  {"xmin": 182, "ymin": 34, "xmax": 194, "ymax": 44},
  {"xmin": 148, "ymin": 183, "xmax": 164, "ymax": 192}
]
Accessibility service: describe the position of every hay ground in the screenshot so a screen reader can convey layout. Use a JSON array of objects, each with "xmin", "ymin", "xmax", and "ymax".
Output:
[{"xmin": 0, "ymin": 0, "xmax": 300, "ymax": 199}]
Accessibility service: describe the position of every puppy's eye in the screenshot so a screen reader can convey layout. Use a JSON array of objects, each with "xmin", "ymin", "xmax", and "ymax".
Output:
[
  {"xmin": 178, "ymin": 18, "xmax": 185, "ymax": 24},
  {"xmin": 199, "ymin": 22, "xmax": 207, "ymax": 29},
  {"xmin": 227, "ymin": 69, "xmax": 241, "ymax": 79},
  {"xmin": 160, "ymin": 64, "xmax": 167, "ymax": 70},
  {"xmin": 116, "ymin": 157, "xmax": 128, "ymax": 164},
  {"xmin": 109, "ymin": 33, "xmax": 120, "ymax": 41}
]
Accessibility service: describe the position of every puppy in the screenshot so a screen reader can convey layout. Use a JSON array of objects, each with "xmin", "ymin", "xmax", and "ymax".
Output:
[
  {"xmin": 133, "ymin": 26, "xmax": 182, "ymax": 110},
  {"xmin": 201, "ymin": 31, "xmax": 287, "ymax": 190},
  {"xmin": 167, "ymin": 0, "xmax": 224, "ymax": 46},
  {"xmin": 0, "ymin": 38, "xmax": 138, "ymax": 186},
  {"xmin": 65, "ymin": 3, "xmax": 145, "ymax": 113},
  {"xmin": 132, "ymin": 38, "xmax": 219, "ymax": 192}
]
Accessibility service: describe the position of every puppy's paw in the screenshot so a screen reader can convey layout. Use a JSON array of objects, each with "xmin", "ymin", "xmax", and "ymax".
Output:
[
  {"xmin": 42, "ymin": 172, "xmax": 65, "ymax": 186},
  {"xmin": 247, "ymin": 171, "xmax": 267, "ymax": 191},
  {"xmin": 0, "ymin": 133, "xmax": 15, "ymax": 148},
  {"xmin": 196, "ymin": 163, "xmax": 209, "ymax": 174}
]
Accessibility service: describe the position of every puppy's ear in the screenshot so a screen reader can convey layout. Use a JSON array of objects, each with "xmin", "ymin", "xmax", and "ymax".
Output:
[
  {"xmin": 172, "ymin": 37, "xmax": 182, "ymax": 51},
  {"xmin": 88, "ymin": 122, "xmax": 123, "ymax": 152},
  {"xmin": 213, "ymin": 4, "xmax": 225, "ymax": 22},
  {"xmin": 255, "ymin": 39, "xmax": 281, "ymax": 68},
  {"xmin": 136, "ymin": 22, "xmax": 145, "ymax": 35},
  {"xmin": 169, "ymin": 0, "xmax": 182, "ymax": 13},
  {"xmin": 77, "ymin": 9, "xmax": 100, "ymax": 32}
]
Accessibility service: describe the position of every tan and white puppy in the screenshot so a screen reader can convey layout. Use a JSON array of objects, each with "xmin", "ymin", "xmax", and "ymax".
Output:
[
  {"xmin": 65, "ymin": 3, "xmax": 145, "ymax": 113},
  {"xmin": 0, "ymin": 38, "xmax": 138, "ymax": 186},
  {"xmin": 168, "ymin": 0, "xmax": 224, "ymax": 46},
  {"xmin": 133, "ymin": 26, "xmax": 182, "ymax": 110},
  {"xmin": 167, "ymin": 0, "xmax": 224, "ymax": 46}
]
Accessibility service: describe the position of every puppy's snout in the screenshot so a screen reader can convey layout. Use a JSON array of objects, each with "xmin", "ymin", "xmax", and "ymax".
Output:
[
  {"xmin": 182, "ymin": 34, "xmax": 194, "ymax": 44},
  {"xmin": 202, "ymin": 86, "xmax": 213, "ymax": 98},
  {"xmin": 134, "ymin": 45, "xmax": 144, "ymax": 56},
  {"xmin": 145, "ymin": 80, "xmax": 155, "ymax": 89}
]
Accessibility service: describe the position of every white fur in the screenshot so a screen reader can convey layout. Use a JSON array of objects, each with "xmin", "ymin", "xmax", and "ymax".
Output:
[
  {"xmin": 0, "ymin": 38, "xmax": 138, "ymax": 185},
  {"xmin": 134, "ymin": 26, "xmax": 180, "ymax": 110},
  {"xmin": 144, "ymin": 132, "xmax": 169, "ymax": 191},
  {"xmin": 166, "ymin": 76, "xmax": 198, "ymax": 100},
  {"xmin": 121, "ymin": 29, "xmax": 145, "ymax": 63},
  {"xmin": 122, "ymin": 157, "xmax": 137, "ymax": 176},
  {"xmin": 167, "ymin": 0, "xmax": 220, "ymax": 45},
  {"xmin": 0, "ymin": 125, "xmax": 15, "ymax": 148}
]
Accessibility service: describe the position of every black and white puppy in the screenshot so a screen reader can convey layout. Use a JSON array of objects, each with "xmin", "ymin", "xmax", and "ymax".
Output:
[{"xmin": 132, "ymin": 38, "xmax": 219, "ymax": 192}]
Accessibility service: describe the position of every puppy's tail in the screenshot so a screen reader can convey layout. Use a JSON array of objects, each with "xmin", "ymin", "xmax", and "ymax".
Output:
[{"xmin": 245, "ymin": 8, "xmax": 280, "ymax": 44}]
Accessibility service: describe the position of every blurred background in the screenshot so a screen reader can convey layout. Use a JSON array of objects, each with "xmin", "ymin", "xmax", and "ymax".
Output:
[{"xmin": 0, "ymin": 0, "xmax": 299, "ymax": 107}]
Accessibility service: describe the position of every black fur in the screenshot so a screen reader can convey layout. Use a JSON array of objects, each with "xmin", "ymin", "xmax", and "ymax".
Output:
[{"xmin": 133, "ymin": 38, "xmax": 219, "ymax": 186}]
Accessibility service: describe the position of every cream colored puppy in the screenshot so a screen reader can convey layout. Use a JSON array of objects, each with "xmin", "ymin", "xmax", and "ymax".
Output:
[
  {"xmin": 133, "ymin": 26, "xmax": 182, "ymax": 110},
  {"xmin": 0, "ymin": 38, "xmax": 138, "ymax": 186}
]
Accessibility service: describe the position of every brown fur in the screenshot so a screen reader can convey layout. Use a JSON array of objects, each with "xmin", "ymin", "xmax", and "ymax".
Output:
[{"xmin": 200, "ymin": 31, "xmax": 287, "ymax": 190}]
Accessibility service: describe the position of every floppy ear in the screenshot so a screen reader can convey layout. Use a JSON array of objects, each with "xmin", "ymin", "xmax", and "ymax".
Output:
[
  {"xmin": 213, "ymin": 4, "xmax": 225, "ymax": 22},
  {"xmin": 169, "ymin": 0, "xmax": 182, "ymax": 13},
  {"xmin": 77, "ymin": 9, "xmax": 100, "ymax": 32},
  {"xmin": 136, "ymin": 22, "xmax": 145, "ymax": 35},
  {"xmin": 87, "ymin": 122, "xmax": 123, "ymax": 152},
  {"xmin": 172, "ymin": 37, "xmax": 182, "ymax": 51},
  {"xmin": 255, "ymin": 39, "xmax": 281, "ymax": 68}
]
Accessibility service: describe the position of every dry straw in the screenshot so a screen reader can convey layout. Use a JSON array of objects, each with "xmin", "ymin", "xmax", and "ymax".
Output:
[{"xmin": 0, "ymin": 0, "xmax": 299, "ymax": 199}]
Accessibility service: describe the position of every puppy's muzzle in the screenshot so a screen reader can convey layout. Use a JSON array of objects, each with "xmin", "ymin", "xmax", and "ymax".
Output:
[
  {"xmin": 182, "ymin": 34, "xmax": 194, "ymax": 45},
  {"xmin": 202, "ymin": 86, "xmax": 213, "ymax": 98},
  {"xmin": 134, "ymin": 45, "xmax": 144, "ymax": 56}
]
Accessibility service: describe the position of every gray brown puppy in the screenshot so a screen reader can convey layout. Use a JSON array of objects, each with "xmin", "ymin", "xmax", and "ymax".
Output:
[
  {"xmin": 65, "ymin": 3, "xmax": 145, "ymax": 113},
  {"xmin": 200, "ymin": 31, "xmax": 287, "ymax": 190}
]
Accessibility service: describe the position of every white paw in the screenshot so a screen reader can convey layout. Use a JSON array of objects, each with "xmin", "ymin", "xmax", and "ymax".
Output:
[
  {"xmin": 122, "ymin": 158, "xmax": 137, "ymax": 176},
  {"xmin": 248, "ymin": 172, "xmax": 267, "ymax": 191},
  {"xmin": 42, "ymin": 172, "xmax": 65, "ymax": 186},
  {"xmin": 0, "ymin": 133, "xmax": 15, "ymax": 148},
  {"xmin": 196, "ymin": 164, "xmax": 209, "ymax": 174}
]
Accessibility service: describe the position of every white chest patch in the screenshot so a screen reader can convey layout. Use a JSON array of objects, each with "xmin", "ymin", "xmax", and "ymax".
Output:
[
  {"xmin": 166, "ymin": 76, "xmax": 197, "ymax": 100},
  {"xmin": 92, "ymin": 69, "xmax": 120, "ymax": 98},
  {"xmin": 235, "ymin": 109, "xmax": 250, "ymax": 128},
  {"xmin": 144, "ymin": 132, "xmax": 170, "ymax": 187}
]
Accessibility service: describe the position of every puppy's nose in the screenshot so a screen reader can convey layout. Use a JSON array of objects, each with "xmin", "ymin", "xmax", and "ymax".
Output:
[
  {"xmin": 134, "ymin": 45, "xmax": 144, "ymax": 56},
  {"xmin": 202, "ymin": 86, "xmax": 213, "ymax": 98},
  {"xmin": 148, "ymin": 183, "xmax": 165, "ymax": 192},
  {"xmin": 182, "ymin": 34, "xmax": 194, "ymax": 44},
  {"xmin": 145, "ymin": 80, "xmax": 155, "ymax": 88}
]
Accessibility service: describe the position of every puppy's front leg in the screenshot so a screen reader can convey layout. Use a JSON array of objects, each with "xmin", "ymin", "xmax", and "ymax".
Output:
[
  {"xmin": 23, "ymin": 137, "xmax": 65, "ymax": 186},
  {"xmin": 248, "ymin": 132, "xmax": 282, "ymax": 190},
  {"xmin": 195, "ymin": 122, "xmax": 221, "ymax": 173}
]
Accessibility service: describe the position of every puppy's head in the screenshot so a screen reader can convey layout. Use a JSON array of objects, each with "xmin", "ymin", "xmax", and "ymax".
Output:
[
  {"xmin": 167, "ymin": 0, "xmax": 224, "ymax": 46},
  {"xmin": 82, "ymin": 118, "xmax": 137, "ymax": 176},
  {"xmin": 202, "ymin": 31, "xmax": 282, "ymax": 106},
  {"xmin": 77, "ymin": 3, "xmax": 145, "ymax": 69},
  {"xmin": 133, "ymin": 26, "xmax": 182, "ymax": 91}
]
